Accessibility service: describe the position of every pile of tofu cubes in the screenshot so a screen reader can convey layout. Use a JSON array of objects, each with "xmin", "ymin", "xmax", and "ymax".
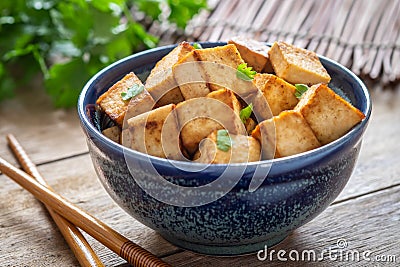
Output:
[{"xmin": 97, "ymin": 37, "xmax": 365, "ymax": 164}]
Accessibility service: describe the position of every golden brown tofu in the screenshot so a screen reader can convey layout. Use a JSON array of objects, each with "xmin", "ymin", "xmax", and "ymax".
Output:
[
  {"xmin": 243, "ymin": 89, "xmax": 273, "ymax": 122},
  {"xmin": 228, "ymin": 36, "xmax": 273, "ymax": 73},
  {"xmin": 102, "ymin": 126, "xmax": 121, "ymax": 143},
  {"xmin": 176, "ymin": 93, "xmax": 245, "ymax": 155},
  {"xmin": 206, "ymin": 89, "xmax": 242, "ymax": 115},
  {"xmin": 126, "ymin": 104, "xmax": 183, "ymax": 159},
  {"xmin": 194, "ymin": 130, "xmax": 261, "ymax": 164},
  {"xmin": 195, "ymin": 44, "xmax": 245, "ymax": 92},
  {"xmin": 252, "ymin": 110, "xmax": 321, "ymax": 159},
  {"xmin": 295, "ymin": 83, "xmax": 365, "ymax": 145},
  {"xmin": 268, "ymin": 41, "xmax": 331, "ymax": 85},
  {"xmin": 121, "ymin": 90, "xmax": 155, "ymax": 146},
  {"xmin": 145, "ymin": 42, "xmax": 194, "ymax": 106},
  {"xmin": 174, "ymin": 44, "xmax": 259, "ymax": 99},
  {"xmin": 244, "ymin": 117, "xmax": 257, "ymax": 135},
  {"xmin": 121, "ymin": 128, "xmax": 132, "ymax": 148},
  {"xmin": 96, "ymin": 72, "xmax": 142, "ymax": 125},
  {"xmin": 173, "ymin": 51, "xmax": 211, "ymax": 100},
  {"xmin": 123, "ymin": 89, "xmax": 155, "ymax": 127},
  {"xmin": 253, "ymin": 73, "xmax": 299, "ymax": 116}
]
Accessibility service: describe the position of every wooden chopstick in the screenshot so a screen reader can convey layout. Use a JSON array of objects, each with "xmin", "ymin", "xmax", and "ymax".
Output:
[
  {"xmin": 0, "ymin": 144, "xmax": 170, "ymax": 267},
  {"xmin": 6, "ymin": 134, "xmax": 104, "ymax": 267}
]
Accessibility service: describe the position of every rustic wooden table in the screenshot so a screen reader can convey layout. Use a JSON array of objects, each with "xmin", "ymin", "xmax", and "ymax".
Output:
[{"xmin": 0, "ymin": 78, "xmax": 399, "ymax": 267}]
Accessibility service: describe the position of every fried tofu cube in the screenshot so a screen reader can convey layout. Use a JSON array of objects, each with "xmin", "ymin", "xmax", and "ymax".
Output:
[
  {"xmin": 244, "ymin": 117, "xmax": 257, "ymax": 135},
  {"xmin": 295, "ymin": 83, "xmax": 365, "ymax": 145},
  {"xmin": 194, "ymin": 131, "xmax": 261, "ymax": 164},
  {"xmin": 96, "ymin": 72, "xmax": 143, "ymax": 125},
  {"xmin": 173, "ymin": 50, "xmax": 211, "ymax": 100},
  {"xmin": 145, "ymin": 42, "xmax": 194, "ymax": 106},
  {"xmin": 228, "ymin": 36, "xmax": 273, "ymax": 73},
  {"xmin": 121, "ymin": 89, "xmax": 155, "ymax": 146},
  {"xmin": 126, "ymin": 104, "xmax": 183, "ymax": 159},
  {"xmin": 206, "ymin": 89, "xmax": 242, "ymax": 115},
  {"xmin": 176, "ymin": 91, "xmax": 245, "ymax": 155},
  {"xmin": 269, "ymin": 41, "xmax": 331, "ymax": 85},
  {"xmin": 253, "ymin": 73, "xmax": 299, "ymax": 116},
  {"xmin": 121, "ymin": 128, "xmax": 132, "ymax": 148},
  {"xmin": 194, "ymin": 44, "xmax": 245, "ymax": 92},
  {"xmin": 243, "ymin": 89, "xmax": 273, "ymax": 121},
  {"xmin": 102, "ymin": 126, "xmax": 121, "ymax": 144},
  {"xmin": 124, "ymin": 89, "xmax": 155, "ymax": 127},
  {"xmin": 252, "ymin": 110, "xmax": 321, "ymax": 159},
  {"xmin": 174, "ymin": 44, "xmax": 259, "ymax": 99}
]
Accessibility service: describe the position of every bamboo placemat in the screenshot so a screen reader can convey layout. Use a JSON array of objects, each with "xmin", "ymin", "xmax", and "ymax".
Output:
[{"xmin": 150, "ymin": 0, "xmax": 400, "ymax": 85}]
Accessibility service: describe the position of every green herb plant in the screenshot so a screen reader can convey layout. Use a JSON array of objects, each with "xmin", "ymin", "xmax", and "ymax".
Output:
[
  {"xmin": 294, "ymin": 84, "xmax": 309, "ymax": 99},
  {"xmin": 239, "ymin": 103, "xmax": 253, "ymax": 124},
  {"xmin": 121, "ymin": 83, "xmax": 144, "ymax": 100},
  {"xmin": 192, "ymin": 42, "xmax": 203, "ymax": 49},
  {"xmin": 216, "ymin": 129, "xmax": 232, "ymax": 152},
  {"xmin": 236, "ymin": 63, "xmax": 256, "ymax": 81},
  {"xmin": 0, "ymin": 0, "xmax": 207, "ymax": 107}
]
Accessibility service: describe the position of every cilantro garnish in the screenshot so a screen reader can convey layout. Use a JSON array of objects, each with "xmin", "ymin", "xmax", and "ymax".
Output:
[
  {"xmin": 240, "ymin": 103, "xmax": 253, "ymax": 124},
  {"xmin": 295, "ymin": 84, "xmax": 309, "ymax": 99},
  {"xmin": 193, "ymin": 42, "xmax": 203, "ymax": 49},
  {"xmin": 216, "ymin": 130, "xmax": 232, "ymax": 152},
  {"xmin": 236, "ymin": 63, "xmax": 257, "ymax": 81},
  {"xmin": 121, "ymin": 84, "xmax": 144, "ymax": 101}
]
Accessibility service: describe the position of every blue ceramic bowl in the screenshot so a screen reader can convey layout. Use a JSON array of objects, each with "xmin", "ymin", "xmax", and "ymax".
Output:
[{"xmin": 78, "ymin": 42, "xmax": 371, "ymax": 255}]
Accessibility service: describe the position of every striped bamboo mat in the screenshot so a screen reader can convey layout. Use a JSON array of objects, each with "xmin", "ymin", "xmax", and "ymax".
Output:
[{"xmin": 150, "ymin": 0, "xmax": 400, "ymax": 85}]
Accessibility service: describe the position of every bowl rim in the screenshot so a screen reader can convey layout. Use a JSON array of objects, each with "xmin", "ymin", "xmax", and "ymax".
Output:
[{"xmin": 78, "ymin": 42, "xmax": 372, "ymax": 168}]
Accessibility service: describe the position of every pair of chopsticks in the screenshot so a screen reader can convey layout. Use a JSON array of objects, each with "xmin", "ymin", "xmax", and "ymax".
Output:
[{"xmin": 0, "ymin": 134, "xmax": 170, "ymax": 267}]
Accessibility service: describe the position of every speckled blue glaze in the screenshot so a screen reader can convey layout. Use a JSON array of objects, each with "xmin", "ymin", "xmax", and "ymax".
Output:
[{"xmin": 78, "ymin": 42, "xmax": 371, "ymax": 255}]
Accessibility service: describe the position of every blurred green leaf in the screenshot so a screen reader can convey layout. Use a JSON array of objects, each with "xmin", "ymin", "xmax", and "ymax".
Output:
[
  {"xmin": 167, "ymin": 0, "xmax": 207, "ymax": 28},
  {"xmin": 0, "ymin": 0, "xmax": 207, "ymax": 107},
  {"xmin": 0, "ymin": 63, "xmax": 16, "ymax": 101},
  {"xmin": 45, "ymin": 58, "xmax": 90, "ymax": 107},
  {"xmin": 50, "ymin": 40, "xmax": 81, "ymax": 58},
  {"xmin": 90, "ymin": 6, "xmax": 120, "ymax": 43},
  {"xmin": 3, "ymin": 44, "xmax": 36, "ymax": 61},
  {"xmin": 91, "ymin": 0, "xmax": 125, "ymax": 13},
  {"xmin": 135, "ymin": 0, "xmax": 162, "ymax": 20}
]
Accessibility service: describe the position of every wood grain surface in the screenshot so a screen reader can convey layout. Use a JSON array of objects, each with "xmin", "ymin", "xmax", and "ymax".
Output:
[
  {"xmin": 2, "ymin": 1, "xmax": 400, "ymax": 265},
  {"xmin": 0, "ymin": 86, "xmax": 399, "ymax": 266},
  {"xmin": 163, "ymin": 186, "xmax": 400, "ymax": 267},
  {"xmin": 0, "ymin": 82, "xmax": 87, "ymax": 168}
]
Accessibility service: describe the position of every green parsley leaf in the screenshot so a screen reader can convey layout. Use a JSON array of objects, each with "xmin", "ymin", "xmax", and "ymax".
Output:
[
  {"xmin": 121, "ymin": 84, "xmax": 144, "ymax": 101},
  {"xmin": 216, "ymin": 129, "xmax": 232, "ymax": 152},
  {"xmin": 240, "ymin": 103, "xmax": 253, "ymax": 124},
  {"xmin": 294, "ymin": 84, "xmax": 309, "ymax": 99},
  {"xmin": 193, "ymin": 42, "xmax": 203, "ymax": 49},
  {"xmin": 236, "ymin": 63, "xmax": 257, "ymax": 81}
]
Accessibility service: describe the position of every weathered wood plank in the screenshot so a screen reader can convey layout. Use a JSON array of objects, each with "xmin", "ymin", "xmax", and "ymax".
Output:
[
  {"xmin": 0, "ymin": 82, "xmax": 88, "ymax": 167},
  {"xmin": 2, "ymin": 153, "xmax": 398, "ymax": 266},
  {"xmin": 1, "ymin": 88, "xmax": 399, "ymax": 266},
  {"xmin": 0, "ymin": 154, "xmax": 179, "ymax": 267},
  {"xmin": 162, "ymin": 185, "xmax": 400, "ymax": 266},
  {"xmin": 335, "ymin": 88, "xmax": 400, "ymax": 202}
]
